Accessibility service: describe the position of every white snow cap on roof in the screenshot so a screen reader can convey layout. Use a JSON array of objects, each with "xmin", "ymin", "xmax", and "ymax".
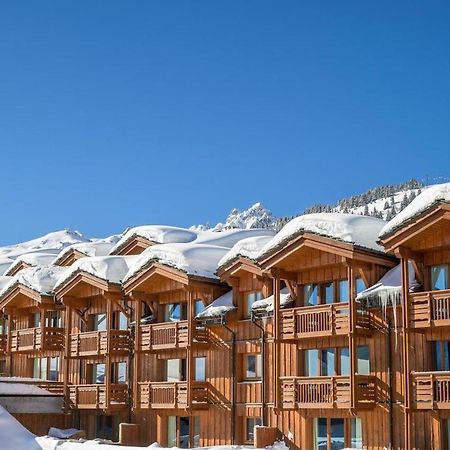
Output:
[
  {"xmin": 258, "ymin": 213, "xmax": 387, "ymax": 258},
  {"xmin": 110, "ymin": 225, "xmax": 198, "ymax": 254},
  {"xmin": 380, "ymin": 182, "xmax": 450, "ymax": 238},
  {"xmin": 196, "ymin": 290, "xmax": 235, "ymax": 319},
  {"xmin": 0, "ymin": 265, "xmax": 69, "ymax": 298},
  {"xmin": 0, "ymin": 257, "xmax": 14, "ymax": 276},
  {"xmin": 252, "ymin": 287, "xmax": 293, "ymax": 313},
  {"xmin": 54, "ymin": 240, "xmax": 119, "ymax": 265},
  {"xmin": 54, "ymin": 255, "xmax": 138, "ymax": 290},
  {"xmin": 217, "ymin": 234, "xmax": 276, "ymax": 268},
  {"xmin": 196, "ymin": 228, "xmax": 275, "ymax": 247},
  {"xmin": 124, "ymin": 243, "xmax": 230, "ymax": 282},
  {"xmin": 356, "ymin": 262, "xmax": 420, "ymax": 307},
  {"xmin": 5, "ymin": 252, "xmax": 57, "ymax": 276},
  {"xmin": 0, "ymin": 381, "xmax": 53, "ymax": 396}
]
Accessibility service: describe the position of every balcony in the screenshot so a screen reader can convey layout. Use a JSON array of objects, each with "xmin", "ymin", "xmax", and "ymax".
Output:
[
  {"xmin": 280, "ymin": 375, "xmax": 376, "ymax": 410},
  {"xmin": 137, "ymin": 381, "xmax": 208, "ymax": 410},
  {"xmin": 409, "ymin": 289, "xmax": 450, "ymax": 329},
  {"xmin": 68, "ymin": 384, "xmax": 128, "ymax": 410},
  {"xmin": 69, "ymin": 330, "xmax": 130, "ymax": 357},
  {"xmin": 9, "ymin": 327, "xmax": 64, "ymax": 353},
  {"xmin": 412, "ymin": 371, "xmax": 450, "ymax": 409},
  {"xmin": 139, "ymin": 321, "xmax": 189, "ymax": 351},
  {"xmin": 280, "ymin": 303, "xmax": 371, "ymax": 340}
]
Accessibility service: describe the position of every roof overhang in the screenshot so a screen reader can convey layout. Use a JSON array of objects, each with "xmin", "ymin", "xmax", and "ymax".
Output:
[
  {"xmin": 259, "ymin": 232, "xmax": 396, "ymax": 272},
  {"xmin": 0, "ymin": 285, "xmax": 54, "ymax": 313},
  {"xmin": 54, "ymin": 249, "xmax": 87, "ymax": 267},
  {"xmin": 111, "ymin": 236, "xmax": 154, "ymax": 256},
  {"xmin": 217, "ymin": 256, "xmax": 262, "ymax": 282},
  {"xmin": 379, "ymin": 203, "xmax": 450, "ymax": 253},
  {"xmin": 4, "ymin": 262, "xmax": 32, "ymax": 277}
]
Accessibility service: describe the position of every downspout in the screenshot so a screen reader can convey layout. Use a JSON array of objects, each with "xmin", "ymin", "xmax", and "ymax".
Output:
[
  {"xmin": 222, "ymin": 322, "xmax": 236, "ymax": 445},
  {"xmin": 252, "ymin": 318, "xmax": 266, "ymax": 426}
]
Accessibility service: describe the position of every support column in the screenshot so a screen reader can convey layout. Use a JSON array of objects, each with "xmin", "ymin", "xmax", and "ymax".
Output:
[
  {"xmin": 347, "ymin": 264, "xmax": 356, "ymax": 410},
  {"xmin": 133, "ymin": 296, "xmax": 142, "ymax": 410},
  {"xmin": 106, "ymin": 296, "xmax": 113, "ymax": 408},
  {"xmin": 64, "ymin": 304, "xmax": 72, "ymax": 411},
  {"xmin": 187, "ymin": 289, "xmax": 194, "ymax": 408},
  {"xmin": 273, "ymin": 273, "xmax": 281, "ymax": 412}
]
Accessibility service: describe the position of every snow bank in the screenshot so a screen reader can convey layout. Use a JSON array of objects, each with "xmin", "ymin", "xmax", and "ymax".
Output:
[
  {"xmin": 124, "ymin": 243, "xmax": 229, "ymax": 282},
  {"xmin": 258, "ymin": 213, "xmax": 386, "ymax": 259},
  {"xmin": 252, "ymin": 288, "xmax": 293, "ymax": 313},
  {"xmin": 0, "ymin": 405, "xmax": 40, "ymax": 450},
  {"xmin": 217, "ymin": 235, "xmax": 276, "ymax": 269},
  {"xmin": 0, "ymin": 265, "xmax": 69, "ymax": 298},
  {"xmin": 53, "ymin": 241, "xmax": 118, "ymax": 265},
  {"xmin": 196, "ymin": 290, "xmax": 235, "ymax": 319},
  {"xmin": 110, "ymin": 226, "xmax": 198, "ymax": 254},
  {"xmin": 357, "ymin": 262, "xmax": 420, "ymax": 308},
  {"xmin": 54, "ymin": 256, "xmax": 138, "ymax": 290},
  {"xmin": 5, "ymin": 253, "xmax": 58, "ymax": 276},
  {"xmin": 380, "ymin": 182, "xmax": 450, "ymax": 238}
]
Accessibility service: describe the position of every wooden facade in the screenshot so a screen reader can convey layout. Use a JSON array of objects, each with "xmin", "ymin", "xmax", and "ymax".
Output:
[{"xmin": 0, "ymin": 203, "xmax": 449, "ymax": 448}]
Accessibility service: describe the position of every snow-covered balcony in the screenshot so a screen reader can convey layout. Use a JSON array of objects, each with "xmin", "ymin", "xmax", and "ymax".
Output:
[
  {"xmin": 280, "ymin": 375, "xmax": 376, "ymax": 410},
  {"xmin": 68, "ymin": 383, "xmax": 128, "ymax": 410},
  {"xmin": 411, "ymin": 371, "xmax": 450, "ymax": 410},
  {"xmin": 138, "ymin": 321, "xmax": 189, "ymax": 352},
  {"xmin": 69, "ymin": 330, "xmax": 130, "ymax": 357},
  {"xmin": 9, "ymin": 326, "xmax": 64, "ymax": 353},
  {"xmin": 136, "ymin": 380, "xmax": 208, "ymax": 410},
  {"xmin": 409, "ymin": 289, "xmax": 450, "ymax": 329}
]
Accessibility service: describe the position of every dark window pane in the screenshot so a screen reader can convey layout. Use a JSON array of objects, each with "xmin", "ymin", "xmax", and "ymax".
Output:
[
  {"xmin": 305, "ymin": 284, "xmax": 318, "ymax": 306},
  {"xmin": 323, "ymin": 282, "xmax": 334, "ymax": 304},
  {"xmin": 179, "ymin": 417, "xmax": 190, "ymax": 448},
  {"xmin": 330, "ymin": 418, "xmax": 345, "ymax": 450}
]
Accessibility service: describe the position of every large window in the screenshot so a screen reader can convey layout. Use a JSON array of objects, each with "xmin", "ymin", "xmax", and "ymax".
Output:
[
  {"xmin": 195, "ymin": 357, "xmax": 206, "ymax": 381},
  {"xmin": 164, "ymin": 303, "xmax": 188, "ymax": 322},
  {"xmin": 244, "ymin": 292, "xmax": 263, "ymax": 318},
  {"xmin": 356, "ymin": 277, "xmax": 366, "ymax": 295},
  {"xmin": 431, "ymin": 265, "xmax": 449, "ymax": 291},
  {"xmin": 33, "ymin": 357, "xmax": 59, "ymax": 381},
  {"xmin": 434, "ymin": 341, "xmax": 450, "ymax": 371},
  {"xmin": 313, "ymin": 417, "xmax": 362, "ymax": 450},
  {"xmin": 357, "ymin": 345, "xmax": 370, "ymax": 375},
  {"xmin": 245, "ymin": 417, "xmax": 262, "ymax": 443},
  {"xmin": 166, "ymin": 358, "xmax": 187, "ymax": 382},
  {"xmin": 167, "ymin": 416, "xmax": 199, "ymax": 448},
  {"xmin": 91, "ymin": 363, "xmax": 105, "ymax": 384},
  {"xmin": 46, "ymin": 311, "xmax": 61, "ymax": 328},
  {"xmin": 245, "ymin": 354, "xmax": 262, "ymax": 379},
  {"xmin": 304, "ymin": 348, "xmax": 351, "ymax": 376},
  {"xmin": 305, "ymin": 284, "xmax": 319, "ymax": 306},
  {"xmin": 195, "ymin": 299, "xmax": 205, "ymax": 316},
  {"xmin": 112, "ymin": 361, "xmax": 127, "ymax": 384}
]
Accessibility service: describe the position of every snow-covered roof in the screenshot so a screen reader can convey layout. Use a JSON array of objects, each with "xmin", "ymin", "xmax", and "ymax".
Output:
[
  {"xmin": 54, "ymin": 255, "xmax": 138, "ymax": 291},
  {"xmin": 0, "ymin": 381, "xmax": 53, "ymax": 396},
  {"xmin": 356, "ymin": 262, "xmax": 420, "ymax": 308},
  {"xmin": 195, "ymin": 228, "xmax": 275, "ymax": 248},
  {"xmin": 4, "ymin": 253, "xmax": 57, "ymax": 276},
  {"xmin": 53, "ymin": 241, "xmax": 118, "ymax": 265},
  {"xmin": 196, "ymin": 290, "xmax": 235, "ymax": 319},
  {"xmin": 0, "ymin": 405, "xmax": 40, "ymax": 450},
  {"xmin": 379, "ymin": 182, "xmax": 450, "ymax": 238},
  {"xmin": 124, "ymin": 243, "xmax": 230, "ymax": 282},
  {"xmin": 110, "ymin": 225, "xmax": 198, "ymax": 254},
  {"xmin": 0, "ymin": 257, "xmax": 14, "ymax": 276},
  {"xmin": 258, "ymin": 213, "xmax": 387, "ymax": 260},
  {"xmin": 217, "ymin": 234, "xmax": 276, "ymax": 269},
  {"xmin": 252, "ymin": 287, "xmax": 293, "ymax": 313},
  {"xmin": 0, "ymin": 265, "xmax": 69, "ymax": 300}
]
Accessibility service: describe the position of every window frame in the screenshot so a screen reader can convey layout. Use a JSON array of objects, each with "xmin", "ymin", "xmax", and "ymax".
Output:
[{"xmin": 245, "ymin": 353, "xmax": 263, "ymax": 380}]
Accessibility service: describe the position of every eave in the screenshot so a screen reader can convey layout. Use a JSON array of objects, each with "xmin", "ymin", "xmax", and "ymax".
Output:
[
  {"xmin": 4, "ymin": 262, "xmax": 32, "ymax": 277},
  {"xmin": 0, "ymin": 284, "xmax": 54, "ymax": 312},
  {"xmin": 111, "ymin": 236, "xmax": 154, "ymax": 256},
  {"xmin": 217, "ymin": 256, "xmax": 262, "ymax": 282}
]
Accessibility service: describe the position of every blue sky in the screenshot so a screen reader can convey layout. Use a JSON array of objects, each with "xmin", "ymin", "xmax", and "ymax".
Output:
[{"xmin": 1, "ymin": 1, "xmax": 449, "ymax": 244}]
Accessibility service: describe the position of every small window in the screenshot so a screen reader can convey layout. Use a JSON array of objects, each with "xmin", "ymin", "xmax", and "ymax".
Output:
[
  {"xmin": 305, "ymin": 284, "xmax": 318, "ymax": 306},
  {"xmin": 114, "ymin": 312, "xmax": 128, "ymax": 330},
  {"xmin": 356, "ymin": 278, "xmax": 366, "ymax": 295},
  {"xmin": 92, "ymin": 313, "xmax": 107, "ymax": 331},
  {"xmin": 431, "ymin": 265, "xmax": 449, "ymax": 291},
  {"xmin": 357, "ymin": 345, "xmax": 370, "ymax": 375},
  {"xmin": 350, "ymin": 417, "xmax": 363, "ymax": 449},
  {"xmin": 193, "ymin": 416, "xmax": 201, "ymax": 448},
  {"xmin": 338, "ymin": 279, "xmax": 349, "ymax": 302},
  {"xmin": 245, "ymin": 354, "xmax": 262, "ymax": 379},
  {"xmin": 320, "ymin": 348, "xmax": 335, "ymax": 376},
  {"xmin": 46, "ymin": 311, "xmax": 61, "ymax": 328},
  {"xmin": 165, "ymin": 303, "xmax": 188, "ymax": 322},
  {"xmin": 166, "ymin": 358, "xmax": 187, "ymax": 381},
  {"xmin": 195, "ymin": 357, "xmax": 206, "ymax": 381},
  {"xmin": 434, "ymin": 341, "xmax": 450, "ymax": 371},
  {"xmin": 245, "ymin": 417, "xmax": 262, "ymax": 443},
  {"xmin": 32, "ymin": 313, "xmax": 41, "ymax": 328},
  {"xmin": 304, "ymin": 349, "xmax": 319, "ymax": 376},
  {"xmin": 322, "ymin": 282, "xmax": 334, "ymax": 304},
  {"xmin": 340, "ymin": 347, "xmax": 350, "ymax": 376},
  {"xmin": 195, "ymin": 299, "xmax": 205, "ymax": 316},
  {"xmin": 92, "ymin": 363, "xmax": 105, "ymax": 384},
  {"xmin": 244, "ymin": 292, "xmax": 263, "ymax": 318},
  {"xmin": 112, "ymin": 361, "xmax": 127, "ymax": 384},
  {"xmin": 49, "ymin": 357, "xmax": 59, "ymax": 381}
]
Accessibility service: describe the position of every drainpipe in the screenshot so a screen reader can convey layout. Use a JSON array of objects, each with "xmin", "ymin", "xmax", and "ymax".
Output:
[
  {"xmin": 252, "ymin": 318, "xmax": 266, "ymax": 426},
  {"xmin": 222, "ymin": 322, "xmax": 236, "ymax": 445}
]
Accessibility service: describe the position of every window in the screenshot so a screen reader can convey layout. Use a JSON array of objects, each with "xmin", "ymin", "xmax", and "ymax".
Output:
[
  {"xmin": 434, "ymin": 341, "xmax": 450, "ymax": 371},
  {"xmin": 338, "ymin": 279, "xmax": 349, "ymax": 302},
  {"xmin": 167, "ymin": 416, "xmax": 177, "ymax": 448},
  {"xmin": 0, "ymin": 317, "xmax": 8, "ymax": 335},
  {"xmin": 32, "ymin": 313, "xmax": 41, "ymax": 328},
  {"xmin": 356, "ymin": 278, "xmax": 366, "ymax": 295},
  {"xmin": 33, "ymin": 357, "xmax": 59, "ymax": 380},
  {"xmin": 244, "ymin": 292, "xmax": 263, "ymax": 318},
  {"xmin": 305, "ymin": 284, "xmax": 319, "ymax": 306},
  {"xmin": 340, "ymin": 347, "xmax": 350, "ymax": 376},
  {"xmin": 322, "ymin": 282, "xmax": 334, "ymax": 304},
  {"xmin": 195, "ymin": 357, "xmax": 206, "ymax": 381},
  {"xmin": 431, "ymin": 265, "xmax": 449, "ymax": 291},
  {"xmin": 245, "ymin": 354, "xmax": 262, "ymax": 379},
  {"xmin": 114, "ymin": 312, "xmax": 128, "ymax": 330},
  {"xmin": 304, "ymin": 348, "xmax": 351, "ymax": 377},
  {"xmin": 195, "ymin": 299, "xmax": 205, "ymax": 316},
  {"xmin": 96, "ymin": 415, "xmax": 114, "ymax": 440},
  {"xmin": 193, "ymin": 416, "xmax": 201, "ymax": 448},
  {"xmin": 112, "ymin": 361, "xmax": 127, "ymax": 384},
  {"xmin": 321, "ymin": 348, "xmax": 335, "ymax": 376},
  {"xmin": 304, "ymin": 349, "xmax": 320, "ymax": 376},
  {"xmin": 165, "ymin": 303, "xmax": 187, "ymax": 322},
  {"xmin": 313, "ymin": 417, "xmax": 362, "ymax": 450},
  {"xmin": 91, "ymin": 313, "xmax": 107, "ymax": 331},
  {"xmin": 166, "ymin": 358, "xmax": 186, "ymax": 381},
  {"xmin": 357, "ymin": 345, "xmax": 370, "ymax": 375},
  {"xmin": 46, "ymin": 311, "xmax": 61, "ymax": 328},
  {"xmin": 92, "ymin": 363, "xmax": 105, "ymax": 384},
  {"xmin": 245, "ymin": 417, "xmax": 262, "ymax": 443},
  {"xmin": 167, "ymin": 416, "xmax": 196, "ymax": 448},
  {"xmin": 49, "ymin": 357, "xmax": 59, "ymax": 381}
]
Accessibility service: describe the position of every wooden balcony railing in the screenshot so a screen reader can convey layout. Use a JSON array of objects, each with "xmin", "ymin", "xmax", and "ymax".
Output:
[
  {"xmin": 280, "ymin": 303, "xmax": 371, "ymax": 340},
  {"xmin": 9, "ymin": 327, "xmax": 64, "ymax": 353},
  {"xmin": 69, "ymin": 330, "xmax": 130, "ymax": 357},
  {"xmin": 139, "ymin": 321, "xmax": 189, "ymax": 351},
  {"xmin": 68, "ymin": 384, "xmax": 128, "ymax": 410},
  {"xmin": 412, "ymin": 371, "xmax": 450, "ymax": 409},
  {"xmin": 409, "ymin": 289, "xmax": 450, "ymax": 329},
  {"xmin": 137, "ymin": 381, "xmax": 208, "ymax": 409},
  {"xmin": 281, "ymin": 375, "xmax": 376, "ymax": 410}
]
